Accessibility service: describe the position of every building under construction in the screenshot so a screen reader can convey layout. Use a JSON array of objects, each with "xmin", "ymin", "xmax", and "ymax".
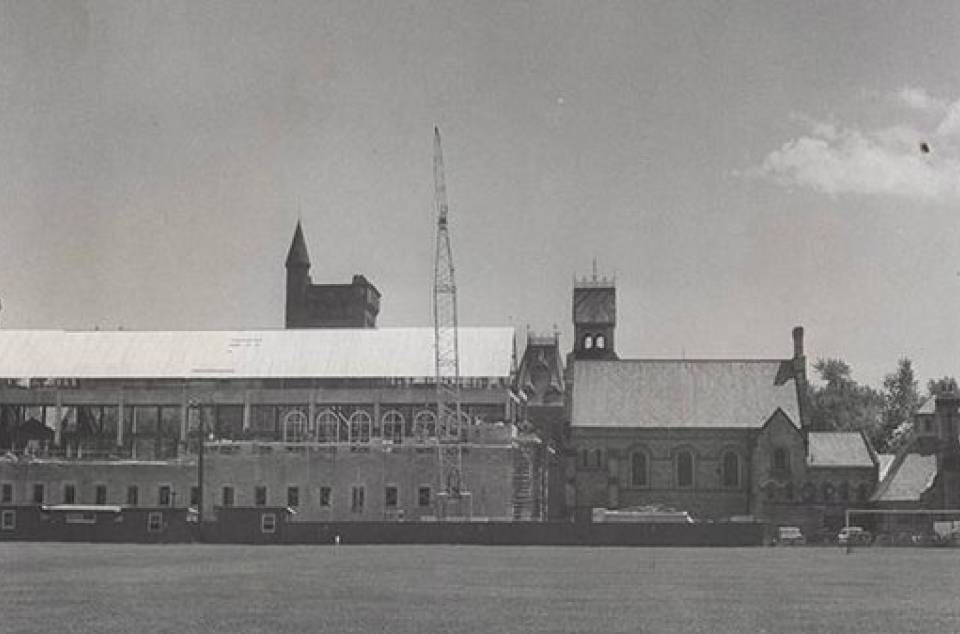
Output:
[{"xmin": 0, "ymin": 131, "xmax": 547, "ymax": 540}]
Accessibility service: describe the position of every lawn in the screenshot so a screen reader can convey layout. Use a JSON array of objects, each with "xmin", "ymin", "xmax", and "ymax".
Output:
[{"xmin": 1, "ymin": 543, "xmax": 958, "ymax": 633}]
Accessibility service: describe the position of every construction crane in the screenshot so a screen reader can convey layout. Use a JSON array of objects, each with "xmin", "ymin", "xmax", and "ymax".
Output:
[{"xmin": 433, "ymin": 126, "xmax": 470, "ymax": 519}]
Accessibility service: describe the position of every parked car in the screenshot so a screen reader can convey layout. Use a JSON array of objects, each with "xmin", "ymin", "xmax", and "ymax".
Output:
[
  {"xmin": 837, "ymin": 526, "xmax": 872, "ymax": 546},
  {"xmin": 775, "ymin": 526, "xmax": 806, "ymax": 546}
]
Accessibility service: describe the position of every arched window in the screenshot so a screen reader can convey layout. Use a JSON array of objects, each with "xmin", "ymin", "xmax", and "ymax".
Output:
[
  {"xmin": 282, "ymin": 409, "xmax": 307, "ymax": 442},
  {"xmin": 631, "ymin": 451, "xmax": 648, "ymax": 487},
  {"xmin": 676, "ymin": 450, "xmax": 694, "ymax": 488},
  {"xmin": 412, "ymin": 410, "xmax": 436, "ymax": 442},
  {"xmin": 348, "ymin": 410, "xmax": 372, "ymax": 444},
  {"xmin": 595, "ymin": 334, "xmax": 606, "ymax": 350},
  {"xmin": 381, "ymin": 410, "xmax": 404, "ymax": 444},
  {"xmin": 772, "ymin": 448, "xmax": 789, "ymax": 472},
  {"xmin": 315, "ymin": 409, "xmax": 339, "ymax": 443},
  {"xmin": 839, "ymin": 481, "xmax": 849, "ymax": 502},
  {"xmin": 857, "ymin": 483, "xmax": 870, "ymax": 502},
  {"xmin": 594, "ymin": 448, "xmax": 604, "ymax": 469},
  {"xmin": 785, "ymin": 482, "xmax": 795, "ymax": 501},
  {"xmin": 721, "ymin": 451, "xmax": 740, "ymax": 488},
  {"xmin": 580, "ymin": 449, "xmax": 589, "ymax": 468},
  {"xmin": 583, "ymin": 334, "xmax": 593, "ymax": 350}
]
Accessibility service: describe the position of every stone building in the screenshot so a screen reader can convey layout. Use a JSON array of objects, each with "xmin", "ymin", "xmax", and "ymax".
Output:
[
  {"xmin": 0, "ymin": 224, "xmax": 544, "ymax": 527},
  {"xmin": 869, "ymin": 392, "xmax": 960, "ymax": 536},
  {"xmin": 518, "ymin": 273, "xmax": 878, "ymax": 531},
  {"xmin": 285, "ymin": 222, "xmax": 381, "ymax": 329}
]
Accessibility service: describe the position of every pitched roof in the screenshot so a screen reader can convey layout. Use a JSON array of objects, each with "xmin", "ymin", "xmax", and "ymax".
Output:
[
  {"xmin": 871, "ymin": 453, "xmax": 937, "ymax": 503},
  {"xmin": 878, "ymin": 453, "xmax": 897, "ymax": 481},
  {"xmin": 806, "ymin": 432, "xmax": 875, "ymax": 468},
  {"xmin": 917, "ymin": 395, "xmax": 960, "ymax": 415},
  {"xmin": 572, "ymin": 286, "xmax": 615, "ymax": 324},
  {"xmin": 0, "ymin": 328, "xmax": 514, "ymax": 379},
  {"xmin": 285, "ymin": 222, "xmax": 311, "ymax": 268},
  {"xmin": 572, "ymin": 359, "xmax": 801, "ymax": 429}
]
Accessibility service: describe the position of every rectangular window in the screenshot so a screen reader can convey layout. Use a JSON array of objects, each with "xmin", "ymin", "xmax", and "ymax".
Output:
[
  {"xmin": 418, "ymin": 486, "xmax": 431, "ymax": 507},
  {"xmin": 33, "ymin": 484, "xmax": 44, "ymax": 505},
  {"xmin": 190, "ymin": 486, "xmax": 200, "ymax": 507},
  {"xmin": 1, "ymin": 510, "xmax": 14, "ymax": 531},
  {"xmin": 147, "ymin": 511, "xmax": 163, "ymax": 532},
  {"xmin": 351, "ymin": 486, "xmax": 365, "ymax": 513},
  {"xmin": 254, "ymin": 486, "xmax": 267, "ymax": 507},
  {"xmin": 287, "ymin": 486, "xmax": 299, "ymax": 508},
  {"xmin": 158, "ymin": 485, "xmax": 172, "ymax": 507},
  {"xmin": 1, "ymin": 483, "xmax": 12, "ymax": 504},
  {"xmin": 385, "ymin": 485, "xmax": 399, "ymax": 508},
  {"xmin": 222, "ymin": 486, "xmax": 234, "ymax": 508},
  {"xmin": 261, "ymin": 512, "xmax": 277, "ymax": 534},
  {"xmin": 95, "ymin": 485, "xmax": 107, "ymax": 505},
  {"xmin": 127, "ymin": 486, "xmax": 139, "ymax": 506},
  {"xmin": 63, "ymin": 484, "xmax": 76, "ymax": 504},
  {"xmin": 319, "ymin": 486, "xmax": 331, "ymax": 508}
]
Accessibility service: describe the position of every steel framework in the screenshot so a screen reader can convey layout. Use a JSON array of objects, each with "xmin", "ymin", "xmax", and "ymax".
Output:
[{"xmin": 432, "ymin": 127, "xmax": 469, "ymax": 519}]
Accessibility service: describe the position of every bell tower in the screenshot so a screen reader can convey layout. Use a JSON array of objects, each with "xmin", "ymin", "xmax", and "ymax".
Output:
[{"xmin": 572, "ymin": 265, "xmax": 617, "ymax": 360}]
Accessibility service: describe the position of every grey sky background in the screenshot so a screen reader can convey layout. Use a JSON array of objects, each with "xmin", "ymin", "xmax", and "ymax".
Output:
[{"xmin": 1, "ymin": 1, "xmax": 959, "ymax": 388}]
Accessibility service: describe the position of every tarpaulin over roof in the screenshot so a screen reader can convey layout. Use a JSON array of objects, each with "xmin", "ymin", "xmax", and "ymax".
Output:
[
  {"xmin": 0, "ymin": 328, "xmax": 514, "ymax": 379},
  {"xmin": 572, "ymin": 359, "xmax": 801, "ymax": 429},
  {"xmin": 806, "ymin": 432, "xmax": 875, "ymax": 468}
]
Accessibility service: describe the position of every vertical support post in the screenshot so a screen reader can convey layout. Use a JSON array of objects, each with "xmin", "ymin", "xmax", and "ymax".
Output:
[
  {"xmin": 54, "ymin": 389, "xmax": 63, "ymax": 449},
  {"xmin": 117, "ymin": 391, "xmax": 125, "ymax": 450},
  {"xmin": 242, "ymin": 391, "xmax": 251, "ymax": 433},
  {"xmin": 179, "ymin": 389, "xmax": 188, "ymax": 455}
]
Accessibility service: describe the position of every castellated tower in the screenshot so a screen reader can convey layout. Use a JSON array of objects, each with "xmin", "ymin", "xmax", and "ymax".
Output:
[
  {"xmin": 571, "ymin": 271, "xmax": 617, "ymax": 360},
  {"xmin": 284, "ymin": 222, "xmax": 381, "ymax": 329}
]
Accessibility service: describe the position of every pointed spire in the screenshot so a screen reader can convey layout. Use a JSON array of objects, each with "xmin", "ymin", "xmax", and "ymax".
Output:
[{"xmin": 285, "ymin": 221, "xmax": 310, "ymax": 268}]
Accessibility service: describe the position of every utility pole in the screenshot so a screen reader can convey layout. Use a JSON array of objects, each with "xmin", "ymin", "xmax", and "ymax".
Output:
[{"xmin": 433, "ymin": 127, "xmax": 470, "ymax": 519}]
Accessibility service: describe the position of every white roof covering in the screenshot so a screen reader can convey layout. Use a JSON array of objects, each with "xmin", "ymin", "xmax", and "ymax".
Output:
[{"xmin": 0, "ymin": 328, "xmax": 514, "ymax": 379}]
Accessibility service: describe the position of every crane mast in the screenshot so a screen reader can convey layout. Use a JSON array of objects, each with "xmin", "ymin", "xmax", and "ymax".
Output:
[{"xmin": 433, "ymin": 126, "xmax": 469, "ymax": 519}]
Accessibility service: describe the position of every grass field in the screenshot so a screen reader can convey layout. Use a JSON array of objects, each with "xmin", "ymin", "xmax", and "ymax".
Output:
[{"xmin": 2, "ymin": 544, "xmax": 958, "ymax": 633}]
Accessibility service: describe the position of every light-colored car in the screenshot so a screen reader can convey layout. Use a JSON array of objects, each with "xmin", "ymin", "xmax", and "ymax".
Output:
[
  {"xmin": 776, "ymin": 526, "xmax": 806, "ymax": 546},
  {"xmin": 838, "ymin": 526, "xmax": 872, "ymax": 546}
]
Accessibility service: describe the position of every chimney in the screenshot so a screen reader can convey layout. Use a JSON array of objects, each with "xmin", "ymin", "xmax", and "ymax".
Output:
[
  {"xmin": 792, "ymin": 326, "xmax": 804, "ymax": 359},
  {"xmin": 791, "ymin": 326, "xmax": 808, "ymax": 430}
]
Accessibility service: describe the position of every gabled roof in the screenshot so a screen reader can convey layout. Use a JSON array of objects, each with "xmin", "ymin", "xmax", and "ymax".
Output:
[
  {"xmin": 285, "ymin": 222, "xmax": 311, "ymax": 268},
  {"xmin": 572, "ymin": 359, "xmax": 801, "ymax": 429},
  {"xmin": 806, "ymin": 432, "xmax": 875, "ymax": 468},
  {"xmin": 877, "ymin": 454, "xmax": 897, "ymax": 481},
  {"xmin": 871, "ymin": 453, "xmax": 938, "ymax": 503},
  {"xmin": 0, "ymin": 328, "xmax": 514, "ymax": 379}
]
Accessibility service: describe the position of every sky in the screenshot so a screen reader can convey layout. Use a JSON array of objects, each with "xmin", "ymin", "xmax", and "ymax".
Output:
[{"xmin": 1, "ymin": 1, "xmax": 959, "ymax": 389}]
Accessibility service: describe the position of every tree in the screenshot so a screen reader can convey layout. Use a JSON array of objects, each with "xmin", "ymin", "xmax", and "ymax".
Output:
[
  {"xmin": 927, "ymin": 376, "xmax": 958, "ymax": 397},
  {"xmin": 807, "ymin": 358, "xmax": 885, "ymax": 448},
  {"xmin": 880, "ymin": 358, "xmax": 920, "ymax": 453}
]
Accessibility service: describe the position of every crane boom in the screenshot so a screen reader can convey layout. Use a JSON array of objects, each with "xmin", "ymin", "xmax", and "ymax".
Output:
[{"xmin": 433, "ymin": 126, "xmax": 469, "ymax": 519}]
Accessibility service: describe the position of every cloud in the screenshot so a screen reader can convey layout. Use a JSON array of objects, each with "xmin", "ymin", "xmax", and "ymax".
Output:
[
  {"xmin": 936, "ymin": 100, "xmax": 960, "ymax": 138},
  {"xmin": 896, "ymin": 86, "xmax": 948, "ymax": 113},
  {"xmin": 753, "ymin": 89, "xmax": 960, "ymax": 201}
]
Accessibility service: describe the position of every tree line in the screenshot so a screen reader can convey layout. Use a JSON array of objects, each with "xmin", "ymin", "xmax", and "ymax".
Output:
[{"xmin": 807, "ymin": 357, "xmax": 957, "ymax": 453}]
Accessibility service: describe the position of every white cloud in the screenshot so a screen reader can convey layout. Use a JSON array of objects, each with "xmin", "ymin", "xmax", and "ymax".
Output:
[
  {"xmin": 754, "ymin": 89, "xmax": 960, "ymax": 201},
  {"xmin": 936, "ymin": 100, "xmax": 960, "ymax": 137},
  {"xmin": 896, "ymin": 86, "xmax": 947, "ymax": 112}
]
